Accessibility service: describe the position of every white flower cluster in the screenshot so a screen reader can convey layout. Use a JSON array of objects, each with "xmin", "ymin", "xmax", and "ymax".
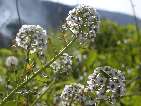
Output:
[
  {"xmin": 60, "ymin": 83, "xmax": 84, "ymax": 106},
  {"xmin": 16, "ymin": 25, "xmax": 47, "ymax": 54},
  {"xmin": 86, "ymin": 66, "xmax": 126, "ymax": 104},
  {"xmin": 50, "ymin": 53, "xmax": 73, "ymax": 74},
  {"xmin": 63, "ymin": 5, "xmax": 100, "ymax": 44},
  {"xmin": 5, "ymin": 56, "xmax": 18, "ymax": 67}
]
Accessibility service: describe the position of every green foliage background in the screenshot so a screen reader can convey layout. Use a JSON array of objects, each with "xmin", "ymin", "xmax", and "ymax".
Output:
[{"xmin": 0, "ymin": 20, "xmax": 141, "ymax": 106}]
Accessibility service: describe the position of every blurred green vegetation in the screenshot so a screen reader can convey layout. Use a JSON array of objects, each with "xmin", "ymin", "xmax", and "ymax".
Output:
[{"xmin": 0, "ymin": 20, "xmax": 141, "ymax": 106}]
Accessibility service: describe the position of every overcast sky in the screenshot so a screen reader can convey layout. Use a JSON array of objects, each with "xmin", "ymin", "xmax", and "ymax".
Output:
[{"xmin": 47, "ymin": 0, "xmax": 141, "ymax": 19}]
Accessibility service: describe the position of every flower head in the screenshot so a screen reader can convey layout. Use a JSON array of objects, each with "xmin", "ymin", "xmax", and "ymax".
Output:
[
  {"xmin": 16, "ymin": 25, "xmax": 47, "ymax": 54},
  {"xmin": 86, "ymin": 66, "xmax": 126, "ymax": 104},
  {"xmin": 50, "ymin": 53, "xmax": 73, "ymax": 74},
  {"xmin": 63, "ymin": 5, "xmax": 100, "ymax": 44},
  {"xmin": 5, "ymin": 56, "xmax": 18, "ymax": 67},
  {"xmin": 60, "ymin": 83, "xmax": 84, "ymax": 105}
]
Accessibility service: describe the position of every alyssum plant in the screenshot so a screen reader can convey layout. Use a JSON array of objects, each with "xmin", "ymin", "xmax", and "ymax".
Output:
[{"xmin": 1, "ymin": 5, "xmax": 126, "ymax": 106}]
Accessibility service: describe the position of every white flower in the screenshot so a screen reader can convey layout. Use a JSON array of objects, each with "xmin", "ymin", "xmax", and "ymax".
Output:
[
  {"xmin": 5, "ymin": 56, "xmax": 18, "ymax": 67},
  {"xmin": 88, "ymin": 74, "xmax": 95, "ymax": 80},
  {"xmin": 50, "ymin": 53, "xmax": 72, "ymax": 74},
  {"xmin": 95, "ymin": 74, "xmax": 107, "ymax": 85},
  {"xmin": 16, "ymin": 25, "xmax": 47, "ymax": 54},
  {"xmin": 87, "ymin": 80, "xmax": 95, "ymax": 91},
  {"xmin": 86, "ymin": 66, "xmax": 126, "ymax": 104},
  {"xmin": 117, "ymin": 72, "xmax": 125, "ymax": 81},
  {"xmin": 119, "ymin": 86, "xmax": 126, "ymax": 96},
  {"xmin": 108, "ymin": 80, "xmax": 118, "ymax": 91},
  {"xmin": 110, "ymin": 96, "xmax": 116, "ymax": 104},
  {"xmin": 61, "ymin": 83, "xmax": 84, "ymax": 105},
  {"xmin": 96, "ymin": 87, "xmax": 107, "ymax": 100},
  {"xmin": 85, "ymin": 100, "xmax": 96, "ymax": 106},
  {"xmin": 63, "ymin": 5, "xmax": 100, "ymax": 44},
  {"xmin": 50, "ymin": 61, "xmax": 61, "ymax": 72},
  {"xmin": 61, "ymin": 53, "xmax": 73, "ymax": 65}
]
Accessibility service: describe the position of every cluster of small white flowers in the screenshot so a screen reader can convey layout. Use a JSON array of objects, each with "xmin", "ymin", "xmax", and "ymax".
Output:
[
  {"xmin": 60, "ymin": 83, "xmax": 84, "ymax": 106},
  {"xmin": 86, "ymin": 66, "xmax": 126, "ymax": 104},
  {"xmin": 16, "ymin": 25, "xmax": 47, "ymax": 55},
  {"xmin": 50, "ymin": 53, "xmax": 73, "ymax": 74},
  {"xmin": 5, "ymin": 56, "xmax": 18, "ymax": 67},
  {"xmin": 63, "ymin": 5, "xmax": 100, "ymax": 44}
]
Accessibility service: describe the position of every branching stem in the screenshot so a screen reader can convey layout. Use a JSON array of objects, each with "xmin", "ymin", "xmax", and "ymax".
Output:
[{"xmin": 0, "ymin": 36, "xmax": 77, "ymax": 105}]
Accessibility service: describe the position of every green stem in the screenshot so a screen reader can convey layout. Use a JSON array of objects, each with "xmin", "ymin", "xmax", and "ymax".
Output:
[
  {"xmin": 14, "ymin": 69, "xmax": 18, "ymax": 106},
  {"xmin": 6, "ymin": 70, "xmax": 9, "ymax": 96},
  {"xmin": 31, "ymin": 80, "xmax": 55, "ymax": 106},
  {"xmin": 25, "ymin": 46, "xmax": 30, "ymax": 106},
  {"xmin": 0, "ymin": 36, "xmax": 77, "ymax": 105}
]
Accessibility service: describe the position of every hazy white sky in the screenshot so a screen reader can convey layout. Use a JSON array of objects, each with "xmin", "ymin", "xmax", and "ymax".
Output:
[{"xmin": 47, "ymin": 0, "xmax": 141, "ymax": 19}]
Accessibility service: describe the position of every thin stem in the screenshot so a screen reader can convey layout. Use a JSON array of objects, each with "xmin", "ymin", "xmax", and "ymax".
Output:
[
  {"xmin": 25, "ymin": 39, "xmax": 32, "ymax": 106},
  {"xmin": 14, "ymin": 69, "xmax": 18, "ymax": 106},
  {"xmin": 6, "ymin": 70, "xmax": 9, "ymax": 96},
  {"xmin": 14, "ymin": 70, "xmax": 18, "ymax": 85},
  {"xmin": 129, "ymin": 0, "xmax": 140, "ymax": 41},
  {"xmin": 0, "ymin": 36, "xmax": 77, "ymax": 105},
  {"xmin": 16, "ymin": 95, "xmax": 19, "ymax": 106},
  {"xmin": 16, "ymin": 0, "xmax": 22, "ymax": 26},
  {"xmin": 31, "ymin": 80, "xmax": 55, "ymax": 106}
]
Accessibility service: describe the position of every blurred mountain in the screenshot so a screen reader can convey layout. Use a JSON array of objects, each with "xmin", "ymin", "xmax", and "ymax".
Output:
[
  {"xmin": 42, "ymin": 1, "xmax": 141, "ymax": 27},
  {"xmin": 0, "ymin": 0, "xmax": 141, "ymax": 47},
  {"xmin": 97, "ymin": 9, "xmax": 141, "ymax": 26}
]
